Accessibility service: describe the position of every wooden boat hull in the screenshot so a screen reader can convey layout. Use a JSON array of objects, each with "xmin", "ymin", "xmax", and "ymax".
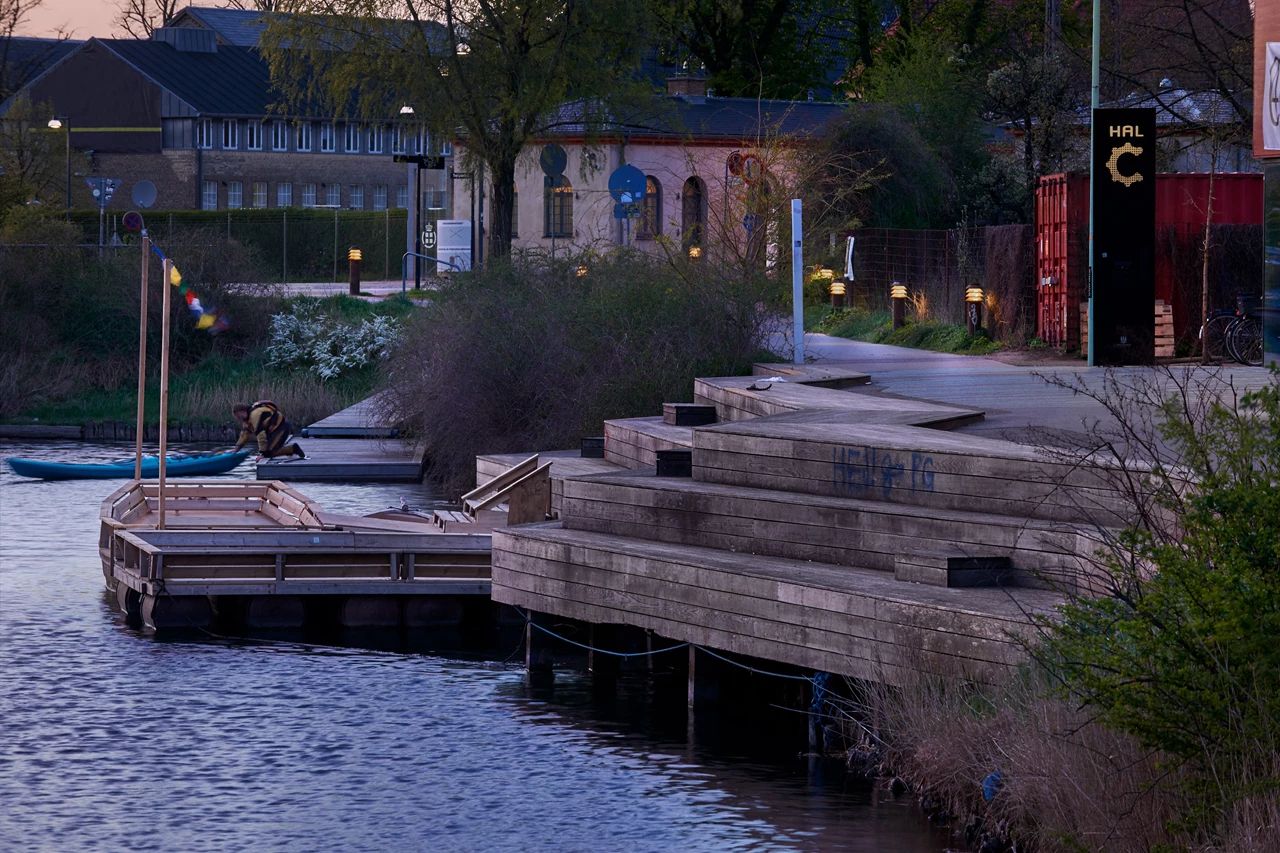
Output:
[{"xmin": 7, "ymin": 450, "xmax": 250, "ymax": 481}]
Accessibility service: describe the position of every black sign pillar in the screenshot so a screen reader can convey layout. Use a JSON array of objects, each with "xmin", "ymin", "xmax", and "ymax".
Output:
[{"xmin": 1092, "ymin": 107, "xmax": 1156, "ymax": 365}]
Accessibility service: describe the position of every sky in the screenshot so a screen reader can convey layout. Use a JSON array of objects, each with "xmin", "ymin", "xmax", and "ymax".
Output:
[{"xmin": 18, "ymin": 0, "xmax": 125, "ymax": 40}]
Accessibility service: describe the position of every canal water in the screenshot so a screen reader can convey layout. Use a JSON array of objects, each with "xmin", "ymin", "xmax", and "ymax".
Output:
[{"xmin": 0, "ymin": 440, "xmax": 950, "ymax": 852}]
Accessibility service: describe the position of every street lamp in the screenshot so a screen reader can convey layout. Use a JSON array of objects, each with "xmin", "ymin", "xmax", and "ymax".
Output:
[
  {"xmin": 47, "ymin": 116, "xmax": 70, "ymax": 217},
  {"xmin": 397, "ymin": 105, "xmax": 422, "ymax": 288}
]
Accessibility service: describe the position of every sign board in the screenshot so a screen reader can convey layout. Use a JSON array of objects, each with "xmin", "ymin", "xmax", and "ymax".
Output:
[
  {"xmin": 436, "ymin": 219, "xmax": 471, "ymax": 273},
  {"xmin": 539, "ymin": 144, "xmax": 567, "ymax": 178},
  {"xmin": 421, "ymin": 221, "xmax": 436, "ymax": 250},
  {"xmin": 1092, "ymin": 108, "xmax": 1156, "ymax": 366}
]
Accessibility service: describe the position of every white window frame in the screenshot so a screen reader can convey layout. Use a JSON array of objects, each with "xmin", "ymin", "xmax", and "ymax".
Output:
[
  {"xmin": 227, "ymin": 181, "xmax": 243, "ymax": 209},
  {"xmin": 276, "ymin": 182, "xmax": 293, "ymax": 207},
  {"xmin": 251, "ymin": 181, "xmax": 267, "ymax": 208},
  {"xmin": 349, "ymin": 185, "xmax": 364, "ymax": 209},
  {"xmin": 395, "ymin": 185, "xmax": 408, "ymax": 208},
  {"xmin": 319, "ymin": 121, "xmax": 335, "ymax": 153},
  {"xmin": 302, "ymin": 183, "xmax": 317, "ymax": 207},
  {"xmin": 344, "ymin": 122, "xmax": 361, "ymax": 153},
  {"xmin": 295, "ymin": 121, "xmax": 311, "ymax": 152},
  {"xmin": 440, "ymin": 138, "xmax": 452, "ymax": 156},
  {"xmin": 245, "ymin": 120, "xmax": 262, "ymax": 151},
  {"xmin": 272, "ymin": 120, "xmax": 288, "ymax": 151},
  {"xmin": 372, "ymin": 184, "xmax": 387, "ymax": 211},
  {"xmin": 196, "ymin": 118, "xmax": 213, "ymax": 150},
  {"xmin": 201, "ymin": 180, "xmax": 218, "ymax": 210},
  {"xmin": 368, "ymin": 125, "xmax": 384, "ymax": 154},
  {"xmin": 222, "ymin": 119, "xmax": 239, "ymax": 150},
  {"xmin": 325, "ymin": 184, "xmax": 341, "ymax": 207}
]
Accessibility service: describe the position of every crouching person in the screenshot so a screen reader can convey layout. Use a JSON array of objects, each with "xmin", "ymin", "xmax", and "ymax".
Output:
[{"xmin": 232, "ymin": 401, "xmax": 305, "ymax": 461}]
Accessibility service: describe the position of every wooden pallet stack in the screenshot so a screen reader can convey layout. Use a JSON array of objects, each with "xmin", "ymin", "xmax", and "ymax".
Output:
[{"xmin": 1155, "ymin": 300, "xmax": 1175, "ymax": 359}]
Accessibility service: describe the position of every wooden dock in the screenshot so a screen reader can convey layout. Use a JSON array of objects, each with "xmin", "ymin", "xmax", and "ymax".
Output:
[
  {"xmin": 301, "ymin": 391, "xmax": 398, "ymax": 438},
  {"xmin": 99, "ymin": 480, "xmax": 491, "ymax": 630},
  {"xmin": 487, "ymin": 365, "xmax": 1132, "ymax": 687},
  {"xmin": 257, "ymin": 438, "xmax": 425, "ymax": 481}
]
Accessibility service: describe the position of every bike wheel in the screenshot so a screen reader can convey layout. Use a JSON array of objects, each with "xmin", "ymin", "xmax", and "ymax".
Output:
[
  {"xmin": 1200, "ymin": 313, "xmax": 1234, "ymax": 361},
  {"xmin": 1227, "ymin": 318, "xmax": 1263, "ymax": 365}
]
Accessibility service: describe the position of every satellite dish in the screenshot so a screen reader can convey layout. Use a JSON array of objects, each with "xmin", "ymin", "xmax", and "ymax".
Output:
[
  {"xmin": 122, "ymin": 211, "xmax": 144, "ymax": 233},
  {"xmin": 539, "ymin": 144, "xmax": 567, "ymax": 178},
  {"xmin": 132, "ymin": 180, "xmax": 157, "ymax": 209}
]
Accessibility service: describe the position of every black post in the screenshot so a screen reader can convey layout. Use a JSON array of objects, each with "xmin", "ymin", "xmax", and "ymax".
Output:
[{"xmin": 414, "ymin": 164, "xmax": 423, "ymax": 290}]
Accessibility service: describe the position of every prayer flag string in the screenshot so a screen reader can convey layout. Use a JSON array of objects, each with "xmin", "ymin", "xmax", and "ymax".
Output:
[{"xmin": 149, "ymin": 243, "xmax": 230, "ymax": 333}]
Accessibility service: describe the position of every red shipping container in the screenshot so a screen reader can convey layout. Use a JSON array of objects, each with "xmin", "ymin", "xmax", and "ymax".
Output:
[{"xmin": 1035, "ymin": 172, "xmax": 1262, "ymax": 349}]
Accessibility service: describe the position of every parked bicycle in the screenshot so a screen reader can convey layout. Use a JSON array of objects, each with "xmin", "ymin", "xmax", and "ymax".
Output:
[{"xmin": 1200, "ymin": 295, "xmax": 1263, "ymax": 366}]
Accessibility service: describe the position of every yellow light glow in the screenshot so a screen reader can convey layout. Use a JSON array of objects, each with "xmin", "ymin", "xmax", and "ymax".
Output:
[
  {"xmin": 890, "ymin": 284, "xmax": 907, "ymax": 300},
  {"xmin": 688, "ymin": 246, "xmax": 702, "ymax": 259},
  {"xmin": 348, "ymin": 248, "xmax": 363, "ymax": 261},
  {"xmin": 829, "ymin": 281, "xmax": 846, "ymax": 296},
  {"xmin": 965, "ymin": 287, "xmax": 984, "ymax": 303},
  {"xmin": 575, "ymin": 265, "xmax": 589, "ymax": 277}
]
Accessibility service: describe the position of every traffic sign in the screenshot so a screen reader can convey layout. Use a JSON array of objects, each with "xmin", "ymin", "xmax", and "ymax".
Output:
[
  {"xmin": 607, "ymin": 163, "xmax": 646, "ymax": 203},
  {"xmin": 539, "ymin": 144, "xmax": 567, "ymax": 178}
]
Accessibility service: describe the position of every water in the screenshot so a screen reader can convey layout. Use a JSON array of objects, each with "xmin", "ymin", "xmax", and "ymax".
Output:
[{"xmin": 0, "ymin": 440, "xmax": 948, "ymax": 852}]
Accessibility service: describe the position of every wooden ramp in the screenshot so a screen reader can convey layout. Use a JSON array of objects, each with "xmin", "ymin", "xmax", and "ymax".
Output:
[
  {"xmin": 257, "ymin": 438, "xmax": 425, "ymax": 482},
  {"xmin": 301, "ymin": 390, "xmax": 398, "ymax": 438}
]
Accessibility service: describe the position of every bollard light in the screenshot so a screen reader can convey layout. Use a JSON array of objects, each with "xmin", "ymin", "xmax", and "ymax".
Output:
[
  {"xmin": 829, "ymin": 279, "xmax": 846, "ymax": 309},
  {"xmin": 348, "ymin": 246, "xmax": 363, "ymax": 296},
  {"xmin": 965, "ymin": 287, "xmax": 984, "ymax": 335},
  {"xmin": 575, "ymin": 264, "xmax": 589, "ymax": 278},
  {"xmin": 688, "ymin": 245, "xmax": 702, "ymax": 260},
  {"xmin": 890, "ymin": 281, "xmax": 908, "ymax": 329}
]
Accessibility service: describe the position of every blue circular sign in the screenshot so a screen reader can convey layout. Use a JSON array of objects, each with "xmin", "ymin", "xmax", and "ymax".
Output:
[{"xmin": 607, "ymin": 164, "xmax": 646, "ymax": 203}]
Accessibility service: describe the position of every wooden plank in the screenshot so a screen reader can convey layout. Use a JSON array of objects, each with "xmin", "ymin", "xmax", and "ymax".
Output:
[{"xmin": 461, "ymin": 454, "xmax": 538, "ymax": 505}]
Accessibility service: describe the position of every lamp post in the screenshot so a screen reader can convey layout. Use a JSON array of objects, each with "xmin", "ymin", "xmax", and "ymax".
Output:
[
  {"xmin": 47, "ymin": 117, "xmax": 70, "ymax": 217},
  {"xmin": 398, "ymin": 106, "xmax": 421, "ymax": 289}
]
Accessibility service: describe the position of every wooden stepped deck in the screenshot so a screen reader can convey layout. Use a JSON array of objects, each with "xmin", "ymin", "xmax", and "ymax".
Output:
[
  {"xmin": 476, "ymin": 450, "xmax": 625, "ymax": 515},
  {"xmin": 557, "ymin": 471, "xmax": 1091, "ymax": 590},
  {"xmin": 603, "ymin": 416, "xmax": 695, "ymax": 469},
  {"xmin": 257, "ymin": 438, "xmax": 425, "ymax": 482},
  {"xmin": 693, "ymin": 418, "xmax": 1138, "ymax": 527},
  {"xmin": 492, "ymin": 523, "xmax": 1064, "ymax": 686}
]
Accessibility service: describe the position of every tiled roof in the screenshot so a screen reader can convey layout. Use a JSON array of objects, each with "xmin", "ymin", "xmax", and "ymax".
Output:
[
  {"xmin": 545, "ymin": 96, "xmax": 848, "ymax": 141},
  {"xmin": 2, "ymin": 37, "xmax": 82, "ymax": 97},
  {"xmin": 99, "ymin": 39, "xmax": 275, "ymax": 116},
  {"xmin": 171, "ymin": 7, "xmax": 269, "ymax": 47},
  {"xmin": 1080, "ymin": 88, "xmax": 1245, "ymax": 127}
]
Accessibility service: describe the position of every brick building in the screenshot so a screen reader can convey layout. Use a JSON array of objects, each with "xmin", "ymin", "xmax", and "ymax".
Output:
[{"xmin": 5, "ymin": 10, "xmax": 451, "ymax": 214}]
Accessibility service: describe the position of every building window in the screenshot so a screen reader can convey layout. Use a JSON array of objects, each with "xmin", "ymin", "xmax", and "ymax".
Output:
[
  {"xmin": 681, "ymin": 176, "xmax": 706, "ymax": 249},
  {"xmin": 344, "ymin": 122, "xmax": 361, "ymax": 153},
  {"xmin": 222, "ymin": 120, "xmax": 239, "ymax": 150},
  {"xmin": 277, "ymin": 183, "xmax": 293, "ymax": 207},
  {"xmin": 227, "ymin": 181, "xmax": 243, "ymax": 209},
  {"xmin": 369, "ymin": 125, "xmax": 384, "ymax": 154},
  {"xmin": 246, "ymin": 120, "xmax": 262, "ymax": 151},
  {"xmin": 395, "ymin": 184, "xmax": 407, "ymax": 208},
  {"xmin": 543, "ymin": 174, "xmax": 573, "ymax": 238},
  {"xmin": 302, "ymin": 183, "xmax": 317, "ymax": 207},
  {"xmin": 272, "ymin": 120, "xmax": 288, "ymax": 151},
  {"xmin": 201, "ymin": 180, "xmax": 218, "ymax": 210},
  {"xmin": 372, "ymin": 185, "xmax": 387, "ymax": 210},
  {"xmin": 440, "ymin": 139, "xmax": 452, "ymax": 156},
  {"xmin": 196, "ymin": 118, "xmax": 213, "ymax": 150},
  {"xmin": 319, "ymin": 121, "xmax": 335, "ymax": 152},
  {"xmin": 349, "ymin": 185, "xmax": 364, "ymax": 209},
  {"xmin": 412, "ymin": 126, "xmax": 425, "ymax": 155},
  {"xmin": 638, "ymin": 176, "xmax": 661, "ymax": 240},
  {"xmin": 295, "ymin": 121, "xmax": 311, "ymax": 152},
  {"xmin": 325, "ymin": 184, "xmax": 340, "ymax": 207},
  {"xmin": 252, "ymin": 181, "xmax": 267, "ymax": 208},
  {"xmin": 392, "ymin": 124, "xmax": 406, "ymax": 154}
]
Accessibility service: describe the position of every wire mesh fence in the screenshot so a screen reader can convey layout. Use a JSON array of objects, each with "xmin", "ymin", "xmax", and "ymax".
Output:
[{"xmin": 56, "ymin": 208, "xmax": 420, "ymax": 283}]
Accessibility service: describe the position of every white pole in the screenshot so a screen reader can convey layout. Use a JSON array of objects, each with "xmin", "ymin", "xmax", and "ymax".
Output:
[
  {"xmin": 134, "ymin": 233, "xmax": 149, "ymax": 480},
  {"xmin": 791, "ymin": 199, "xmax": 804, "ymax": 365},
  {"xmin": 1087, "ymin": 0, "xmax": 1100, "ymax": 366},
  {"xmin": 157, "ymin": 258, "xmax": 173, "ymax": 529}
]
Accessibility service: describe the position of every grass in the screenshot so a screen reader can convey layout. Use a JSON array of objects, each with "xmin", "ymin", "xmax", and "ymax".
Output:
[{"xmin": 806, "ymin": 304, "xmax": 1003, "ymax": 356}]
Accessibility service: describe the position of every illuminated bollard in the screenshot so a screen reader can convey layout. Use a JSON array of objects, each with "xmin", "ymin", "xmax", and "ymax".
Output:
[
  {"xmin": 830, "ymin": 279, "xmax": 846, "ymax": 309},
  {"xmin": 890, "ymin": 282, "xmax": 908, "ymax": 329},
  {"xmin": 965, "ymin": 287, "xmax": 985, "ymax": 336},
  {"xmin": 348, "ymin": 246, "xmax": 363, "ymax": 295}
]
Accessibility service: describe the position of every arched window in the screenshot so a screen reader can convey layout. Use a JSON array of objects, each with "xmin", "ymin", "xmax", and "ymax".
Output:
[
  {"xmin": 681, "ymin": 176, "xmax": 706, "ymax": 249},
  {"xmin": 543, "ymin": 175, "xmax": 573, "ymax": 238},
  {"xmin": 638, "ymin": 176, "xmax": 662, "ymax": 240}
]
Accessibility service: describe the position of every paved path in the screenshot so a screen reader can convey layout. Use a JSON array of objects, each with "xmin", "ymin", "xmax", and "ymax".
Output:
[{"xmin": 793, "ymin": 333, "xmax": 1273, "ymax": 442}]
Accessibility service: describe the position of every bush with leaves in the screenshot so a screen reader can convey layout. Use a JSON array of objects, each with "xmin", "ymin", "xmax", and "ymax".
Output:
[{"xmin": 266, "ymin": 300, "xmax": 402, "ymax": 380}]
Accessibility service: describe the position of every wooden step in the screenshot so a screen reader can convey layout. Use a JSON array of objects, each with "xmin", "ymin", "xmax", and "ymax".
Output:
[
  {"xmin": 655, "ymin": 449, "xmax": 692, "ymax": 477},
  {"xmin": 602, "ymin": 416, "xmax": 694, "ymax": 469},
  {"xmin": 894, "ymin": 551, "xmax": 1013, "ymax": 588},
  {"xmin": 691, "ymin": 418, "xmax": 1141, "ymax": 527},
  {"xmin": 492, "ymin": 523, "xmax": 1064, "ymax": 686},
  {"xmin": 557, "ymin": 472, "xmax": 1094, "ymax": 591},
  {"xmin": 663, "ymin": 403, "xmax": 718, "ymax": 426}
]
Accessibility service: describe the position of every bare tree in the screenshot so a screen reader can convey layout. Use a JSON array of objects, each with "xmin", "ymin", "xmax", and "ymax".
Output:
[{"xmin": 114, "ymin": 0, "xmax": 182, "ymax": 38}]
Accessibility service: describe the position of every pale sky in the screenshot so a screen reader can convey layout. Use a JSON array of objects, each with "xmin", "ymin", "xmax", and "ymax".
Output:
[{"xmin": 17, "ymin": 0, "xmax": 129, "ymax": 40}]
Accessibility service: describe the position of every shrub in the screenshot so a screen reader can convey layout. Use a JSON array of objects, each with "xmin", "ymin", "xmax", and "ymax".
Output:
[
  {"xmin": 381, "ymin": 250, "xmax": 778, "ymax": 494},
  {"xmin": 266, "ymin": 298, "xmax": 402, "ymax": 380}
]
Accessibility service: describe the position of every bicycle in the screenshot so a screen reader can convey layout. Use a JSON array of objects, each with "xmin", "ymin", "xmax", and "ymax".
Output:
[
  {"xmin": 1200, "ymin": 295, "xmax": 1263, "ymax": 366},
  {"xmin": 1199, "ymin": 307, "xmax": 1235, "ymax": 361}
]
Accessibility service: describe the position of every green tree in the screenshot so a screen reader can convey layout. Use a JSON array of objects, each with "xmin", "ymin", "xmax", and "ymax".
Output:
[
  {"xmin": 1038, "ymin": 369, "xmax": 1280, "ymax": 813},
  {"xmin": 0, "ymin": 92, "xmax": 86, "ymax": 219},
  {"xmin": 261, "ymin": 0, "xmax": 652, "ymax": 263}
]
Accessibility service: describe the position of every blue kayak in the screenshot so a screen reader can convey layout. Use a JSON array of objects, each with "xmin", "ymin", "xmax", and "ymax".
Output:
[{"xmin": 6, "ymin": 449, "xmax": 251, "ymax": 480}]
